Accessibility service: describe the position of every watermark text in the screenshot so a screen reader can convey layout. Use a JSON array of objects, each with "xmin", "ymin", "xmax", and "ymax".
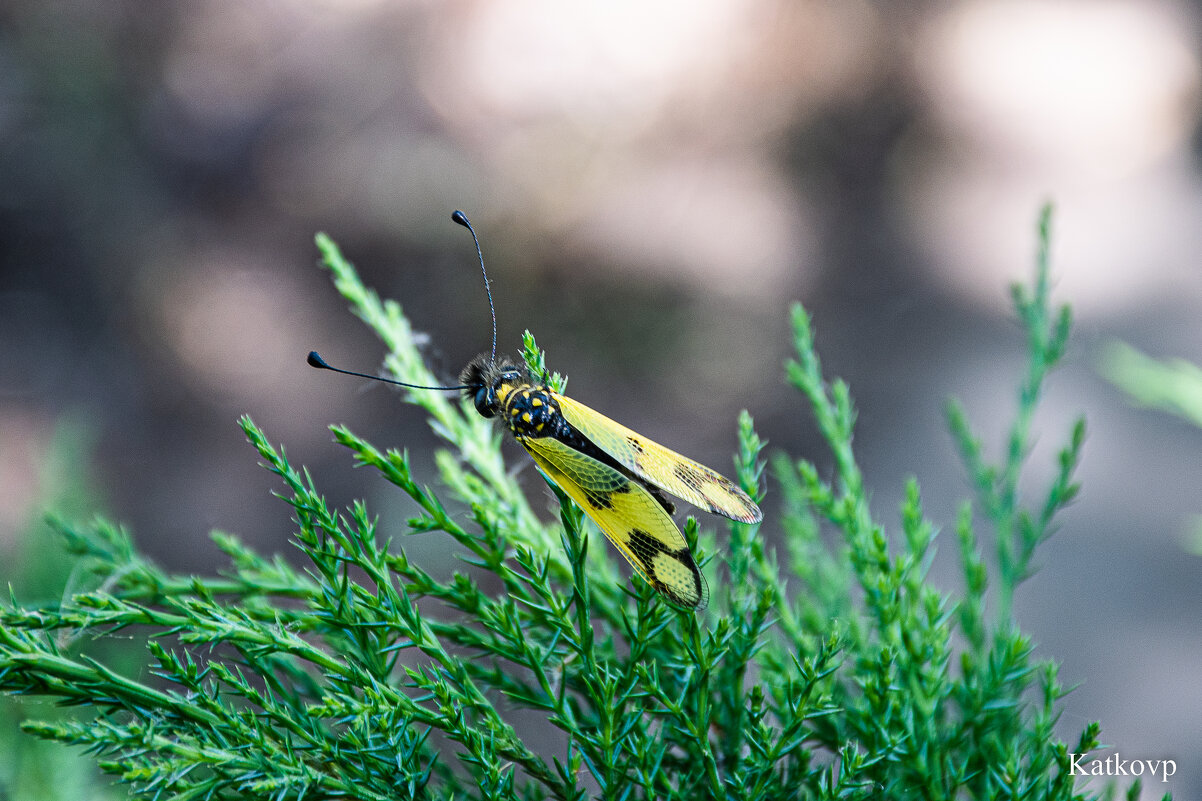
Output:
[{"xmin": 1069, "ymin": 753, "xmax": 1176, "ymax": 783}]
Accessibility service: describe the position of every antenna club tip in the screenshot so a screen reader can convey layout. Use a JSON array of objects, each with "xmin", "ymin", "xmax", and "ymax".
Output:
[
  {"xmin": 307, "ymin": 351, "xmax": 329, "ymax": 369},
  {"xmin": 451, "ymin": 210, "xmax": 470, "ymax": 228}
]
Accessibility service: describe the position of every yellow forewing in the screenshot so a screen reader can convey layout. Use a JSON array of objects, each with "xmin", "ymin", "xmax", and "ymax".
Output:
[
  {"xmin": 552, "ymin": 393, "xmax": 762, "ymax": 524},
  {"xmin": 521, "ymin": 436, "xmax": 708, "ymax": 609}
]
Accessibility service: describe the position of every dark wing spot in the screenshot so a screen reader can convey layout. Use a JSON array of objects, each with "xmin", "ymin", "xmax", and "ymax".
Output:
[
  {"xmin": 583, "ymin": 488, "xmax": 614, "ymax": 510},
  {"xmin": 627, "ymin": 528, "xmax": 662, "ymax": 582},
  {"xmin": 626, "ymin": 527, "xmax": 690, "ymax": 565},
  {"xmin": 673, "ymin": 463, "xmax": 705, "ymax": 488},
  {"xmin": 582, "ymin": 479, "xmax": 631, "ymax": 510},
  {"xmin": 713, "ymin": 474, "xmax": 740, "ymax": 492},
  {"xmin": 625, "ymin": 436, "xmax": 646, "ymax": 454},
  {"xmin": 627, "ymin": 528, "xmax": 703, "ymax": 608},
  {"xmin": 628, "ymin": 527, "xmax": 664, "ymax": 557}
]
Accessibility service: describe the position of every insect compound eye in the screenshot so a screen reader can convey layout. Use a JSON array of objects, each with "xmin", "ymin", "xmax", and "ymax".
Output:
[{"xmin": 473, "ymin": 386, "xmax": 498, "ymax": 418}]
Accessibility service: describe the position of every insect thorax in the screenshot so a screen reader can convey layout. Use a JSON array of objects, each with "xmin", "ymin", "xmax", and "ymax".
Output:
[{"xmin": 500, "ymin": 384, "xmax": 564, "ymax": 438}]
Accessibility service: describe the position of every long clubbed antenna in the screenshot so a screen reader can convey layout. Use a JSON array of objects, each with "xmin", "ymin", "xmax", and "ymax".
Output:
[
  {"xmin": 451, "ymin": 210, "xmax": 496, "ymax": 363},
  {"xmin": 306, "ymin": 351, "xmax": 469, "ymax": 391}
]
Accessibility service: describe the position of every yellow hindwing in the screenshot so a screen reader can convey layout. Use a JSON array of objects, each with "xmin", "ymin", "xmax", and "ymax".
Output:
[
  {"xmin": 552, "ymin": 393, "xmax": 762, "ymax": 524},
  {"xmin": 520, "ymin": 436, "xmax": 709, "ymax": 609}
]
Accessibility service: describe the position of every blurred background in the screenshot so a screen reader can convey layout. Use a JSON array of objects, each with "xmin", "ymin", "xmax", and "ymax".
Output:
[{"xmin": 1, "ymin": 0, "xmax": 1200, "ymax": 797}]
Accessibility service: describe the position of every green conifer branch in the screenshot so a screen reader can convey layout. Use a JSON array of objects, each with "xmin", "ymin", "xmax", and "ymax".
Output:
[
  {"xmin": 944, "ymin": 203, "xmax": 1085, "ymax": 622},
  {"xmin": 0, "ymin": 211, "xmax": 1147, "ymax": 800}
]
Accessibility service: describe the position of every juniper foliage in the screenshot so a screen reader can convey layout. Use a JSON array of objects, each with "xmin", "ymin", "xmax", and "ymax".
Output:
[{"xmin": 0, "ymin": 206, "xmax": 1146, "ymax": 800}]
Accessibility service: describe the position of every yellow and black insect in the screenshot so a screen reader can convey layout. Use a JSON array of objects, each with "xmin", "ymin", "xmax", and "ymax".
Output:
[{"xmin": 308, "ymin": 211, "xmax": 761, "ymax": 609}]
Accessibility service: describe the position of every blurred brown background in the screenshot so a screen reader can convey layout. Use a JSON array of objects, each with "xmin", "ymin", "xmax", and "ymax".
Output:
[{"xmin": 1, "ymin": 1, "xmax": 1200, "ymax": 797}]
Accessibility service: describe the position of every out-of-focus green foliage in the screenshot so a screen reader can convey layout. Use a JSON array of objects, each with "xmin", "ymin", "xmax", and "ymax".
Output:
[
  {"xmin": 1099, "ymin": 341, "xmax": 1202, "ymax": 429},
  {"xmin": 1, "ymin": 416, "xmax": 125, "ymax": 801},
  {"xmin": 1099, "ymin": 340, "xmax": 1202, "ymax": 558}
]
